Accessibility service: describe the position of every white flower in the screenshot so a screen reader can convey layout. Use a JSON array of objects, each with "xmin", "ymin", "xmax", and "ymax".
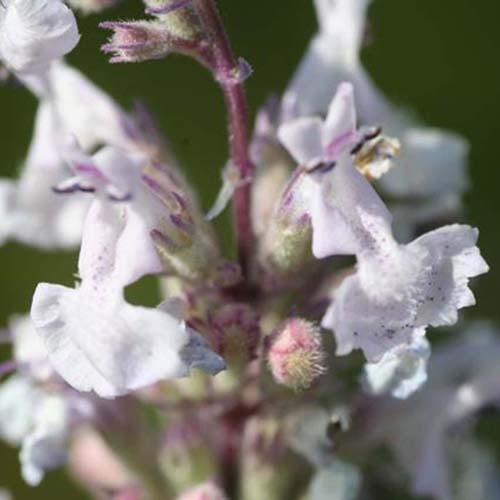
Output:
[
  {"xmin": 286, "ymin": 0, "xmax": 379, "ymax": 117},
  {"xmin": 0, "ymin": 61, "xmax": 136, "ymax": 250},
  {"xmin": 10, "ymin": 314, "xmax": 53, "ymax": 381},
  {"xmin": 363, "ymin": 334, "xmax": 430, "ymax": 399},
  {"xmin": 0, "ymin": 0, "xmax": 79, "ymax": 75},
  {"xmin": 279, "ymin": 86, "xmax": 488, "ymax": 362},
  {"xmin": 20, "ymin": 395, "xmax": 68, "ymax": 486},
  {"xmin": 31, "ymin": 147, "xmax": 225, "ymax": 398},
  {"xmin": 279, "ymin": 83, "xmax": 392, "ymax": 259},
  {"xmin": 323, "ymin": 223, "xmax": 488, "ymax": 361},
  {"xmin": 0, "ymin": 375, "xmax": 45, "ymax": 445},
  {"xmin": 0, "ymin": 101, "xmax": 89, "ymax": 249},
  {"xmin": 372, "ymin": 325, "xmax": 500, "ymax": 500},
  {"xmin": 0, "ymin": 373, "xmax": 69, "ymax": 485},
  {"xmin": 287, "ymin": 0, "xmax": 469, "ymax": 237},
  {"xmin": 46, "ymin": 61, "xmax": 133, "ymax": 151},
  {"xmin": 279, "ymin": 82, "xmax": 358, "ymax": 169}
]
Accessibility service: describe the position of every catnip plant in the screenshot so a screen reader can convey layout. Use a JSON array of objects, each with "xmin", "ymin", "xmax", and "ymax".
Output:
[{"xmin": 0, "ymin": 1, "xmax": 496, "ymax": 499}]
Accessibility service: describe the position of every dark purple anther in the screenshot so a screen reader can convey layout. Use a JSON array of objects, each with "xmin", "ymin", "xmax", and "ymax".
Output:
[
  {"xmin": 169, "ymin": 213, "xmax": 191, "ymax": 231},
  {"xmin": 52, "ymin": 183, "xmax": 96, "ymax": 194},
  {"xmin": 171, "ymin": 191, "xmax": 187, "ymax": 210},
  {"xmin": 107, "ymin": 191, "xmax": 132, "ymax": 202}
]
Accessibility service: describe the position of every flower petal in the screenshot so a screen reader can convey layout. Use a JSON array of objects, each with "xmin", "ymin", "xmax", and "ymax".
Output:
[
  {"xmin": 0, "ymin": 375, "xmax": 44, "ymax": 445},
  {"xmin": 311, "ymin": 155, "xmax": 393, "ymax": 258},
  {"xmin": 20, "ymin": 395, "xmax": 68, "ymax": 486},
  {"xmin": 31, "ymin": 282, "xmax": 195, "ymax": 399},
  {"xmin": 379, "ymin": 127, "xmax": 469, "ymax": 199},
  {"xmin": 322, "ymin": 82, "xmax": 357, "ymax": 156},
  {"xmin": 408, "ymin": 224, "xmax": 489, "ymax": 326},
  {"xmin": 0, "ymin": 102, "xmax": 89, "ymax": 249},
  {"xmin": 10, "ymin": 314, "xmax": 52, "ymax": 381},
  {"xmin": 364, "ymin": 335, "xmax": 430, "ymax": 399},
  {"xmin": 278, "ymin": 117, "xmax": 324, "ymax": 167},
  {"xmin": 0, "ymin": 0, "xmax": 79, "ymax": 75},
  {"xmin": 323, "ymin": 224, "xmax": 487, "ymax": 361}
]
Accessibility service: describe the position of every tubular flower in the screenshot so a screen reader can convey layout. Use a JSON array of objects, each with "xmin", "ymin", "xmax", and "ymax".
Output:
[
  {"xmin": 31, "ymin": 146, "xmax": 225, "ymax": 398},
  {"xmin": 279, "ymin": 84, "xmax": 488, "ymax": 362}
]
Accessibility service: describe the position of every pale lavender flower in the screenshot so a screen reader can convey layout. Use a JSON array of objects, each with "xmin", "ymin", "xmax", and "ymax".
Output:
[
  {"xmin": 0, "ymin": 60, "xmax": 146, "ymax": 249},
  {"xmin": 279, "ymin": 84, "xmax": 488, "ymax": 361},
  {"xmin": 288, "ymin": 0, "xmax": 469, "ymax": 239},
  {"xmin": 0, "ymin": 101, "xmax": 89, "ymax": 248},
  {"xmin": 31, "ymin": 146, "xmax": 225, "ymax": 398},
  {"xmin": 367, "ymin": 325, "xmax": 500, "ymax": 500},
  {"xmin": 363, "ymin": 335, "xmax": 430, "ymax": 399}
]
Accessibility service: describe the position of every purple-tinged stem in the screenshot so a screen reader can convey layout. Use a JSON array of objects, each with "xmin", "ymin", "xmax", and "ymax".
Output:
[{"xmin": 194, "ymin": 0, "xmax": 255, "ymax": 277}]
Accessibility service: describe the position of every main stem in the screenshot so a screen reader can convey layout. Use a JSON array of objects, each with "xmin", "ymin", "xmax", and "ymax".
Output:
[{"xmin": 195, "ymin": 0, "xmax": 255, "ymax": 277}]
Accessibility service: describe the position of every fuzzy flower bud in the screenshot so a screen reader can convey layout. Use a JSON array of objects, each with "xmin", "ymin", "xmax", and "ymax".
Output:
[
  {"xmin": 268, "ymin": 318, "xmax": 326, "ymax": 390},
  {"xmin": 100, "ymin": 21, "xmax": 174, "ymax": 63},
  {"xmin": 143, "ymin": 0, "xmax": 202, "ymax": 40},
  {"xmin": 141, "ymin": 162, "xmax": 224, "ymax": 282},
  {"xmin": 258, "ymin": 170, "xmax": 316, "ymax": 280},
  {"xmin": 177, "ymin": 482, "xmax": 228, "ymax": 500}
]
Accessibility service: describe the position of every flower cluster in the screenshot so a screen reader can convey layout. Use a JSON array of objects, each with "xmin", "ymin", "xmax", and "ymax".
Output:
[{"xmin": 0, "ymin": 0, "xmax": 495, "ymax": 499}]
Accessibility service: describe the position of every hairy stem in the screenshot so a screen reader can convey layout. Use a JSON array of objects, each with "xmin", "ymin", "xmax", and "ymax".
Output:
[{"xmin": 194, "ymin": 0, "xmax": 255, "ymax": 277}]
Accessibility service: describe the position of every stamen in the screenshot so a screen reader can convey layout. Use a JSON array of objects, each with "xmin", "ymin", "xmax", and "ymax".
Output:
[{"xmin": 350, "ymin": 126, "xmax": 383, "ymax": 155}]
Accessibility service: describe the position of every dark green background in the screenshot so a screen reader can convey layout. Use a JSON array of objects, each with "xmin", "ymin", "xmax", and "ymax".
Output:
[{"xmin": 1, "ymin": 0, "xmax": 499, "ymax": 497}]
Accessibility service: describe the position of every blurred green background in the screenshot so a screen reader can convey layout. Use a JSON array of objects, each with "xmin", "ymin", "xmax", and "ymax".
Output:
[{"xmin": 1, "ymin": 0, "xmax": 500, "ymax": 497}]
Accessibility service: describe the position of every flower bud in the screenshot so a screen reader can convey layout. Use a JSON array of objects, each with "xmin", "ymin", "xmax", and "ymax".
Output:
[
  {"xmin": 177, "ymin": 482, "xmax": 228, "ymax": 500},
  {"xmin": 258, "ymin": 171, "xmax": 316, "ymax": 279},
  {"xmin": 100, "ymin": 21, "xmax": 174, "ymax": 63},
  {"xmin": 250, "ymin": 99, "xmax": 295, "ymax": 237},
  {"xmin": 141, "ymin": 162, "xmax": 224, "ymax": 282},
  {"xmin": 144, "ymin": 0, "xmax": 203, "ymax": 41},
  {"xmin": 267, "ymin": 318, "xmax": 326, "ymax": 390}
]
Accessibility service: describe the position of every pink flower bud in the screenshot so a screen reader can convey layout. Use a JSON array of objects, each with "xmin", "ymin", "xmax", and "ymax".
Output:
[
  {"xmin": 268, "ymin": 318, "xmax": 326, "ymax": 390},
  {"xmin": 177, "ymin": 482, "xmax": 228, "ymax": 500}
]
